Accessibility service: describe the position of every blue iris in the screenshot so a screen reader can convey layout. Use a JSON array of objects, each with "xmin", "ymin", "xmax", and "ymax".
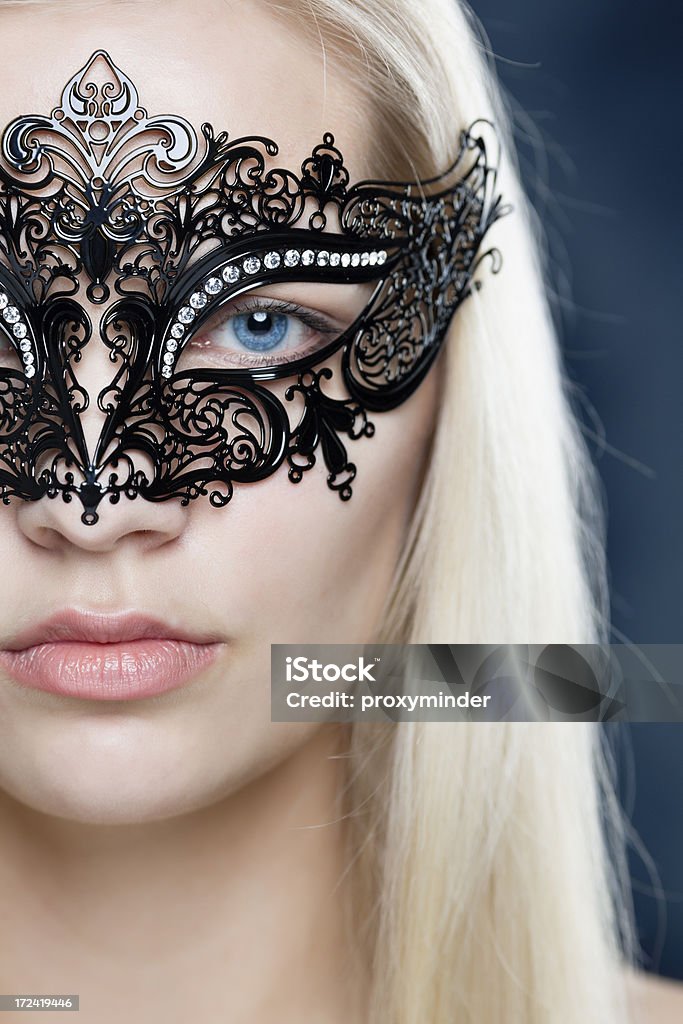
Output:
[{"xmin": 230, "ymin": 310, "xmax": 289, "ymax": 352}]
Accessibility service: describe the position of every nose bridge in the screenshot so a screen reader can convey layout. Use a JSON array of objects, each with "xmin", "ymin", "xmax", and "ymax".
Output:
[
  {"xmin": 44, "ymin": 282, "xmax": 158, "ymax": 526},
  {"xmin": 64, "ymin": 287, "xmax": 121, "ymax": 468}
]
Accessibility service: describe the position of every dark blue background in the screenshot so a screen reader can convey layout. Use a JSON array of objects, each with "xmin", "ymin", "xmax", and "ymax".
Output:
[{"xmin": 470, "ymin": 0, "xmax": 682, "ymax": 979}]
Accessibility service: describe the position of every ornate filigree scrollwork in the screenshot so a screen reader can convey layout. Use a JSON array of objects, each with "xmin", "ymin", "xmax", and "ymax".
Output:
[{"xmin": 0, "ymin": 51, "xmax": 507, "ymax": 523}]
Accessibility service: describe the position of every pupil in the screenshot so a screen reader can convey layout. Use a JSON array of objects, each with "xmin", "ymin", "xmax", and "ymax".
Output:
[
  {"xmin": 248, "ymin": 311, "xmax": 271, "ymax": 333},
  {"xmin": 231, "ymin": 310, "xmax": 289, "ymax": 352}
]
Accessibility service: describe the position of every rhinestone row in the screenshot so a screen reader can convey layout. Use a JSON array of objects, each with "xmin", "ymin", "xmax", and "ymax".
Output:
[
  {"xmin": 161, "ymin": 245, "xmax": 388, "ymax": 378},
  {"xmin": 0, "ymin": 292, "xmax": 34, "ymax": 378}
]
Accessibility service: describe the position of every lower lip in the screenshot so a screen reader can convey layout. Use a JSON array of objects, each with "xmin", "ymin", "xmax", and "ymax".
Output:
[{"xmin": 0, "ymin": 639, "xmax": 222, "ymax": 701}]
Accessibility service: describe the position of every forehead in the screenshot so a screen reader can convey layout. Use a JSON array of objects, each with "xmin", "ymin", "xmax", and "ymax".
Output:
[{"xmin": 0, "ymin": 0, "xmax": 373, "ymax": 179}]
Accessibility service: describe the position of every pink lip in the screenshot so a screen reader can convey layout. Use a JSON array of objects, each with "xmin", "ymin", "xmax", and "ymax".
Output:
[{"xmin": 0, "ymin": 610, "xmax": 224, "ymax": 701}]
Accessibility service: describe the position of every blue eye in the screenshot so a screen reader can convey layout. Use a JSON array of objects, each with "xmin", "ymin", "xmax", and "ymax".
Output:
[
  {"xmin": 230, "ymin": 311, "xmax": 289, "ymax": 352},
  {"xmin": 181, "ymin": 298, "xmax": 342, "ymax": 369}
]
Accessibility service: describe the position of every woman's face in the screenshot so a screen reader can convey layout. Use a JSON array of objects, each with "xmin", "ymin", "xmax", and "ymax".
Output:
[{"xmin": 0, "ymin": 0, "xmax": 438, "ymax": 825}]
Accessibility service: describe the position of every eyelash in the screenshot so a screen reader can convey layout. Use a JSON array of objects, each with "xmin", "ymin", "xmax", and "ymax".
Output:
[{"xmin": 187, "ymin": 296, "xmax": 342, "ymax": 367}]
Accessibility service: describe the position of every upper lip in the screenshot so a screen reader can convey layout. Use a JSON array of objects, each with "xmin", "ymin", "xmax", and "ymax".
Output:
[{"xmin": 2, "ymin": 609, "xmax": 223, "ymax": 651}]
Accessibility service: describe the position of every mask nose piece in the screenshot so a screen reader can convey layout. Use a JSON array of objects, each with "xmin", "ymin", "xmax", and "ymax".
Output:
[{"xmin": 77, "ymin": 477, "xmax": 104, "ymax": 526}]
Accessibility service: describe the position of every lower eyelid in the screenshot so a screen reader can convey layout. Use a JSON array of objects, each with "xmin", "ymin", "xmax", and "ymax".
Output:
[
  {"xmin": 222, "ymin": 343, "xmax": 321, "ymax": 368},
  {"xmin": 181, "ymin": 339, "xmax": 327, "ymax": 370}
]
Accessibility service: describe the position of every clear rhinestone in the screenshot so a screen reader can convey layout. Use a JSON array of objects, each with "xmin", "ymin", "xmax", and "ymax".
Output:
[
  {"xmin": 222, "ymin": 265, "xmax": 241, "ymax": 284},
  {"xmin": 190, "ymin": 291, "xmax": 208, "ymax": 310},
  {"xmin": 329, "ymin": 252, "xmax": 341, "ymax": 267},
  {"xmin": 243, "ymin": 256, "xmax": 261, "ymax": 275},
  {"xmin": 163, "ymin": 352, "xmax": 175, "ymax": 366},
  {"xmin": 264, "ymin": 251, "xmax": 281, "ymax": 270},
  {"xmin": 13, "ymin": 322, "xmax": 28, "ymax": 339},
  {"xmin": 316, "ymin": 251, "xmax": 330, "ymax": 267},
  {"xmin": 341, "ymin": 253, "xmax": 351, "ymax": 268},
  {"xmin": 170, "ymin": 323, "xmax": 185, "ymax": 340},
  {"xmin": 205, "ymin": 277, "xmax": 223, "ymax": 295},
  {"xmin": 166, "ymin": 339, "xmax": 178, "ymax": 352},
  {"xmin": 23, "ymin": 351, "xmax": 34, "ymax": 364},
  {"xmin": 24, "ymin": 365, "xmax": 35, "ymax": 379},
  {"xmin": 360, "ymin": 252, "xmax": 371, "ymax": 266},
  {"xmin": 178, "ymin": 306, "xmax": 195, "ymax": 325},
  {"xmin": 301, "ymin": 250, "xmax": 315, "ymax": 266},
  {"xmin": 0, "ymin": 293, "xmax": 7, "ymax": 310},
  {"xmin": 284, "ymin": 249, "xmax": 300, "ymax": 267},
  {"xmin": 369, "ymin": 251, "xmax": 378, "ymax": 265},
  {"xmin": 351, "ymin": 253, "xmax": 361, "ymax": 268},
  {"xmin": 161, "ymin": 365, "xmax": 173, "ymax": 379},
  {"xmin": 19, "ymin": 339, "xmax": 31, "ymax": 352},
  {"xmin": 3, "ymin": 306, "xmax": 20, "ymax": 324},
  {"xmin": 378, "ymin": 250, "xmax": 387, "ymax": 264}
]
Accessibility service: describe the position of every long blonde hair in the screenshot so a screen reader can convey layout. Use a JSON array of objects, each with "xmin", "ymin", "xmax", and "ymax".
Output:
[{"xmin": 266, "ymin": 1, "xmax": 638, "ymax": 1022}]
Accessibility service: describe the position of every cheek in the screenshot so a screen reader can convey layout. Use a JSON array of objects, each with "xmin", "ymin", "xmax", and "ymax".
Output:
[{"xmin": 184, "ymin": 366, "xmax": 439, "ymax": 645}]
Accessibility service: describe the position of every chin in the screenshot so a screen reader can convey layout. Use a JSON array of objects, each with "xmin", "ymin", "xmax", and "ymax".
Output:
[{"xmin": 0, "ymin": 715, "xmax": 231, "ymax": 826}]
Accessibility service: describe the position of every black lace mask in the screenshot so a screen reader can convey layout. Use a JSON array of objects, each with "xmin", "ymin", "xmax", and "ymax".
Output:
[{"xmin": 0, "ymin": 50, "xmax": 506, "ymax": 524}]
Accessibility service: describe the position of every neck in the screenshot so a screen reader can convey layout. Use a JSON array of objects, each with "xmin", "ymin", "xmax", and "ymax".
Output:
[{"xmin": 0, "ymin": 725, "xmax": 364, "ymax": 1024}]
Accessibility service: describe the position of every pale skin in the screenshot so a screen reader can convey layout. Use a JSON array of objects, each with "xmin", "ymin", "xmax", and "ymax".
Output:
[{"xmin": 0, "ymin": 2, "xmax": 679, "ymax": 1022}]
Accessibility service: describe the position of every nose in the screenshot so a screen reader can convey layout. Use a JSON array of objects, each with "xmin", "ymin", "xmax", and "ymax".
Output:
[{"xmin": 15, "ymin": 488, "xmax": 188, "ymax": 554}]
